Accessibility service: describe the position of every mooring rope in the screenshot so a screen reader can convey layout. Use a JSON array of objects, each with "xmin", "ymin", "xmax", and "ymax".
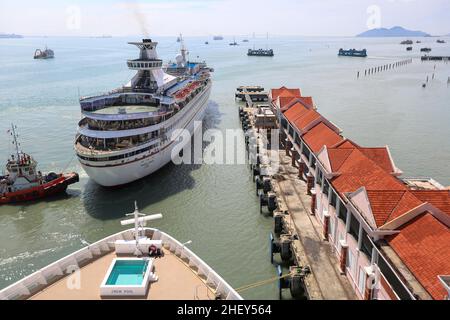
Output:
[{"xmin": 235, "ymin": 274, "xmax": 291, "ymax": 293}]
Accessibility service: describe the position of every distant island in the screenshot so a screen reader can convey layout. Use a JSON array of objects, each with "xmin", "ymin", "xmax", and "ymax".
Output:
[
  {"xmin": 357, "ymin": 26, "xmax": 430, "ymax": 37},
  {"xmin": 0, "ymin": 33, "xmax": 24, "ymax": 39}
]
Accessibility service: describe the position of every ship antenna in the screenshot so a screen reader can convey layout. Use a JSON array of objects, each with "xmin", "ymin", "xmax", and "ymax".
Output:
[{"xmin": 10, "ymin": 123, "xmax": 20, "ymax": 161}]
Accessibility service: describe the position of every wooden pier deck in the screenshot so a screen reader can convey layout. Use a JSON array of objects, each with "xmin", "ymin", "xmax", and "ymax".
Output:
[{"xmin": 272, "ymin": 150, "xmax": 356, "ymax": 300}]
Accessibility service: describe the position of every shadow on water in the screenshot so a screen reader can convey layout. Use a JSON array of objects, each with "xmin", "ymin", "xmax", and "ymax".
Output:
[{"xmin": 82, "ymin": 101, "xmax": 222, "ymax": 220}]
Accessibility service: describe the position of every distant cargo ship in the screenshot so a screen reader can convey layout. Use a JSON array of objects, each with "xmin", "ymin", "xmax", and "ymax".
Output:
[
  {"xmin": 213, "ymin": 35, "xmax": 223, "ymax": 40},
  {"xmin": 420, "ymin": 47, "xmax": 432, "ymax": 52},
  {"xmin": 247, "ymin": 48, "xmax": 274, "ymax": 57},
  {"xmin": 437, "ymin": 39, "xmax": 446, "ymax": 43},
  {"xmin": 338, "ymin": 48, "xmax": 367, "ymax": 57},
  {"xmin": 406, "ymin": 46, "xmax": 413, "ymax": 51},
  {"xmin": 400, "ymin": 40, "xmax": 413, "ymax": 45},
  {"xmin": 0, "ymin": 33, "xmax": 23, "ymax": 39}
]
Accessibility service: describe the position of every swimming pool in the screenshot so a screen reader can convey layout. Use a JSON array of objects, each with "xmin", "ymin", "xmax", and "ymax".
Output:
[
  {"xmin": 106, "ymin": 260, "xmax": 148, "ymax": 286},
  {"xmin": 100, "ymin": 258, "xmax": 156, "ymax": 297}
]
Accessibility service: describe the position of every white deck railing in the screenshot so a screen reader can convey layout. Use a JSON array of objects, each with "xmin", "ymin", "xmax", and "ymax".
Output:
[{"xmin": 0, "ymin": 228, "xmax": 242, "ymax": 300}]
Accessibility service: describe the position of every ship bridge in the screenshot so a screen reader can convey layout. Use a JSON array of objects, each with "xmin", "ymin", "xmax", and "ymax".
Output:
[{"xmin": 126, "ymin": 39, "xmax": 177, "ymax": 94}]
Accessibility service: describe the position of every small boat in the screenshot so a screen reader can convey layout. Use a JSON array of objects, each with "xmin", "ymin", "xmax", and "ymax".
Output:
[
  {"xmin": 229, "ymin": 37, "xmax": 238, "ymax": 46},
  {"xmin": 406, "ymin": 46, "xmax": 413, "ymax": 51},
  {"xmin": 400, "ymin": 40, "xmax": 413, "ymax": 45},
  {"xmin": 247, "ymin": 48, "xmax": 274, "ymax": 57},
  {"xmin": 242, "ymin": 39, "xmax": 249, "ymax": 42},
  {"xmin": 416, "ymin": 40, "xmax": 421, "ymax": 43},
  {"xmin": 34, "ymin": 47, "xmax": 54, "ymax": 59},
  {"xmin": 0, "ymin": 124, "xmax": 79, "ymax": 204},
  {"xmin": 437, "ymin": 39, "xmax": 446, "ymax": 44},
  {"xmin": 420, "ymin": 47, "xmax": 432, "ymax": 52},
  {"xmin": 338, "ymin": 48, "xmax": 367, "ymax": 57},
  {"xmin": 205, "ymin": 41, "xmax": 209, "ymax": 45}
]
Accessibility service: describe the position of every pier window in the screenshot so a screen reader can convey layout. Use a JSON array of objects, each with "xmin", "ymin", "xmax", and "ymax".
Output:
[
  {"xmin": 281, "ymin": 118, "xmax": 288, "ymax": 129},
  {"xmin": 360, "ymin": 229, "xmax": 373, "ymax": 260},
  {"xmin": 311, "ymin": 157, "xmax": 316, "ymax": 169},
  {"xmin": 349, "ymin": 214, "xmax": 360, "ymax": 242},
  {"xmin": 316, "ymin": 170, "xmax": 323, "ymax": 187},
  {"xmin": 323, "ymin": 179, "xmax": 329, "ymax": 196},
  {"xmin": 288, "ymin": 125, "xmax": 294, "ymax": 137},
  {"xmin": 330, "ymin": 190, "xmax": 337, "ymax": 208},
  {"xmin": 338, "ymin": 204, "xmax": 347, "ymax": 223},
  {"xmin": 302, "ymin": 146, "xmax": 310, "ymax": 161}
]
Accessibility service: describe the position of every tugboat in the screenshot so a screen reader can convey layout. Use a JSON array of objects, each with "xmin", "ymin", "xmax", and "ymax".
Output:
[
  {"xmin": 0, "ymin": 124, "xmax": 79, "ymax": 204},
  {"xmin": 338, "ymin": 48, "xmax": 367, "ymax": 57},
  {"xmin": 420, "ymin": 47, "xmax": 432, "ymax": 52},
  {"xmin": 437, "ymin": 39, "xmax": 446, "ymax": 44},
  {"xmin": 34, "ymin": 47, "xmax": 54, "ymax": 59},
  {"xmin": 406, "ymin": 46, "xmax": 413, "ymax": 51},
  {"xmin": 400, "ymin": 40, "xmax": 413, "ymax": 45}
]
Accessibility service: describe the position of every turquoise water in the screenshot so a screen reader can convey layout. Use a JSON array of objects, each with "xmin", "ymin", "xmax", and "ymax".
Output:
[
  {"xmin": 106, "ymin": 260, "xmax": 146, "ymax": 286},
  {"xmin": 0, "ymin": 35, "xmax": 449, "ymax": 299}
]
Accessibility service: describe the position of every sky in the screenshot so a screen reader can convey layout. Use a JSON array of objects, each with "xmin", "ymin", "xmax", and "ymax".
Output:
[{"xmin": 1, "ymin": 0, "xmax": 449, "ymax": 37}]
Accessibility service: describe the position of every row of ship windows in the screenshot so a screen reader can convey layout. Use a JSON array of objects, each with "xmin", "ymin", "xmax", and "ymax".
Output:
[
  {"xmin": 127, "ymin": 61, "xmax": 162, "ymax": 69},
  {"xmin": 78, "ymin": 144, "xmax": 157, "ymax": 162}
]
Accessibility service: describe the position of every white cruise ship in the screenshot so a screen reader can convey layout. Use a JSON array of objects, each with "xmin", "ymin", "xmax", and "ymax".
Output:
[{"xmin": 75, "ymin": 38, "xmax": 212, "ymax": 187}]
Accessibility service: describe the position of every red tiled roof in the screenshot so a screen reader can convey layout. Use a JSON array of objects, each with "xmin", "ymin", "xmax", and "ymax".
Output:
[
  {"xmin": 292, "ymin": 109, "xmax": 322, "ymax": 132},
  {"xmin": 387, "ymin": 212, "xmax": 450, "ymax": 300},
  {"xmin": 300, "ymin": 96, "xmax": 314, "ymax": 106},
  {"xmin": 280, "ymin": 96, "xmax": 315, "ymax": 110},
  {"xmin": 327, "ymin": 148, "xmax": 354, "ymax": 172},
  {"xmin": 279, "ymin": 97, "xmax": 297, "ymax": 109},
  {"xmin": 359, "ymin": 148, "xmax": 395, "ymax": 174},
  {"xmin": 271, "ymin": 87, "xmax": 301, "ymax": 101},
  {"xmin": 366, "ymin": 190, "xmax": 423, "ymax": 226},
  {"xmin": 302, "ymin": 122, "xmax": 343, "ymax": 153},
  {"xmin": 329, "ymin": 141, "xmax": 395, "ymax": 174},
  {"xmin": 328, "ymin": 148, "xmax": 405, "ymax": 195},
  {"xmin": 283, "ymin": 102, "xmax": 309, "ymax": 122},
  {"xmin": 332, "ymin": 139, "xmax": 361, "ymax": 149},
  {"xmin": 410, "ymin": 190, "xmax": 450, "ymax": 215}
]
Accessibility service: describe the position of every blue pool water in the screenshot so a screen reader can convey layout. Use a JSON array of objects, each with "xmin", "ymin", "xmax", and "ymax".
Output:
[{"xmin": 106, "ymin": 260, "xmax": 147, "ymax": 286}]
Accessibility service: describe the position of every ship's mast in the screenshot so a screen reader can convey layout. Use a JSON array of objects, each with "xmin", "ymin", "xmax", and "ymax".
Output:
[{"xmin": 10, "ymin": 123, "xmax": 20, "ymax": 161}]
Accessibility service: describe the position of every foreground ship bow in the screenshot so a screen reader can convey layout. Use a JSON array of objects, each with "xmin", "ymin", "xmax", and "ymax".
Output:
[
  {"xmin": 75, "ymin": 38, "xmax": 212, "ymax": 187},
  {"xmin": 0, "ymin": 204, "xmax": 242, "ymax": 300}
]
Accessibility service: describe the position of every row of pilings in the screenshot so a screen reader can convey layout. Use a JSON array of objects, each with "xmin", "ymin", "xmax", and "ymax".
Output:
[
  {"xmin": 357, "ymin": 58, "xmax": 413, "ymax": 78},
  {"xmin": 238, "ymin": 103, "xmax": 309, "ymax": 300}
]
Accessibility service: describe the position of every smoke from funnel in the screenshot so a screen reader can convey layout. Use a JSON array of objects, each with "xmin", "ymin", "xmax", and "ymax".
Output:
[{"xmin": 126, "ymin": 1, "xmax": 150, "ymax": 37}]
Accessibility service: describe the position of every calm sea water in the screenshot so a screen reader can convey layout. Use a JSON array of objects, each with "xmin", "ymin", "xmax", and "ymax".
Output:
[{"xmin": 0, "ymin": 35, "xmax": 449, "ymax": 299}]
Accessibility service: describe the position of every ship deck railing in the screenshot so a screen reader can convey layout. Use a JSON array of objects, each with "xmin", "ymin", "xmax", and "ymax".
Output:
[
  {"xmin": 75, "ymin": 137, "xmax": 159, "ymax": 157},
  {"xmin": 0, "ymin": 228, "xmax": 242, "ymax": 300}
]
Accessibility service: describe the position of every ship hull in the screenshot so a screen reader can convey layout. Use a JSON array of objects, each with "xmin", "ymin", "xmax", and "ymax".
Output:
[
  {"xmin": 0, "ymin": 173, "xmax": 79, "ymax": 204},
  {"xmin": 79, "ymin": 86, "xmax": 211, "ymax": 187}
]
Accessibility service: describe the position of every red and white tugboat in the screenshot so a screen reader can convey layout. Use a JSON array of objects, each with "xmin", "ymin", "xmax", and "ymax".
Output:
[{"xmin": 0, "ymin": 124, "xmax": 79, "ymax": 204}]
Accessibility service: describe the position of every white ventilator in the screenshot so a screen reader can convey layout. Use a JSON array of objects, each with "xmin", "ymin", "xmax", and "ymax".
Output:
[{"xmin": 120, "ymin": 201, "xmax": 163, "ymax": 256}]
